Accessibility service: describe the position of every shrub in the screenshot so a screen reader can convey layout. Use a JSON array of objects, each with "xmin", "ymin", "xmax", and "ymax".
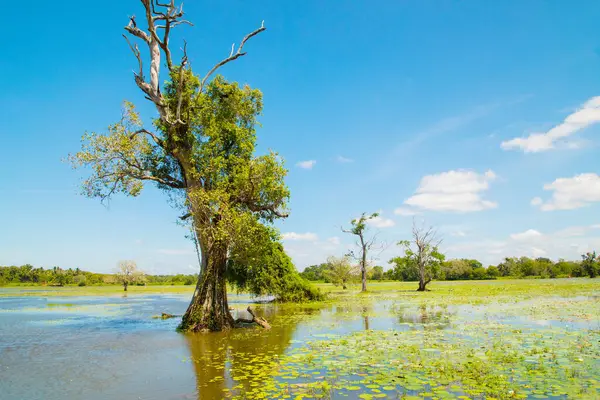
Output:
[{"xmin": 472, "ymin": 267, "xmax": 487, "ymax": 280}]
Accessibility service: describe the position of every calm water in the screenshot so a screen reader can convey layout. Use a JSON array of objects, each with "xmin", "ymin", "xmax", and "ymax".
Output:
[{"xmin": 0, "ymin": 289, "xmax": 598, "ymax": 400}]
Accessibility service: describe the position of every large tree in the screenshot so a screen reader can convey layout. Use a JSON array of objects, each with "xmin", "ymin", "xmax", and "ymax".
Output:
[{"xmin": 70, "ymin": 1, "xmax": 296, "ymax": 332}]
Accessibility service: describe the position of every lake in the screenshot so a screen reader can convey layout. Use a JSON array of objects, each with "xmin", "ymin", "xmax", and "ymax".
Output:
[{"xmin": 0, "ymin": 280, "xmax": 598, "ymax": 399}]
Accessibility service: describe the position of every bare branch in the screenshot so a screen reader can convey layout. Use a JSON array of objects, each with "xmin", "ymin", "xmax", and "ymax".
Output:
[
  {"xmin": 129, "ymin": 128, "xmax": 166, "ymax": 149},
  {"xmin": 175, "ymin": 40, "xmax": 188, "ymax": 124},
  {"xmin": 234, "ymin": 307, "xmax": 271, "ymax": 329},
  {"xmin": 201, "ymin": 23, "xmax": 266, "ymax": 89},
  {"xmin": 123, "ymin": 35, "xmax": 144, "ymax": 80},
  {"xmin": 124, "ymin": 16, "xmax": 150, "ymax": 43}
]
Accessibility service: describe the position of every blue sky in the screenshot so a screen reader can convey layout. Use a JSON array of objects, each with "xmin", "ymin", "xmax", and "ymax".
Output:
[{"xmin": 2, "ymin": 1, "xmax": 600, "ymax": 274}]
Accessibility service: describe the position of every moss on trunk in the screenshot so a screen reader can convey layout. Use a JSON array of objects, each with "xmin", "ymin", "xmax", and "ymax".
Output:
[{"xmin": 178, "ymin": 249, "xmax": 234, "ymax": 332}]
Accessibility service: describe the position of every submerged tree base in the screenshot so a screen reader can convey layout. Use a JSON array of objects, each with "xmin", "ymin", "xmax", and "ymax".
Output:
[{"xmin": 177, "ymin": 307, "xmax": 271, "ymax": 332}]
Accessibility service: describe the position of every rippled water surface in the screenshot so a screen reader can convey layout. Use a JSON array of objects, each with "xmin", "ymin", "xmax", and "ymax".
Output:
[{"xmin": 0, "ymin": 280, "xmax": 599, "ymax": 400}]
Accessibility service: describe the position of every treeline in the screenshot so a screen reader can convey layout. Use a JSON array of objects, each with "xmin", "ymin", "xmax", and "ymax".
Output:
[
  {"xmin": 0, "ymin": 264, "xmax": 198, "ymax": 286},
  {"xmin": 301, "ymin": 252, "xmax": 600, "ymax": 283}
]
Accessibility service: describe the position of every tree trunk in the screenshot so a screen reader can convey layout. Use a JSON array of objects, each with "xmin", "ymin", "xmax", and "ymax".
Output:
[
  {"xmin": 123, "ymin": 282, "xmax": 128, "ymax": 291},
  {"xmin": 361, "ymin": 241, "xmax": 367, "ymax": 292},
  {"xmin": 417, "ymin": 278, "xmax": 426, "ymax": 291},
  {"xmin": 178, "ymin": 247, "xmax": 234, "ymax": 332}
]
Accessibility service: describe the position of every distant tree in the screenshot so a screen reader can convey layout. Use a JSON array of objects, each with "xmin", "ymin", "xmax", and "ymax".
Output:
[
  {"xmin": 324, "ymin": 256, "xmax": 357, "ymax": 290},
  {"xmin": 463, "ymin": 259, "xmax": 483, "ymax": 270},
  {"xmin": 387, "ymin": 255, "xmax": 419, "ymax": 281},
  {"xmin": 497, "ymin": 257, "xmax": 519, "ymax": 277},
  {"xmin": 115, "ymin": 260, "xmax": 142, "ymax": 291},
  {"xmin": 397, "ymin": 221, "xmax": 445, "ymax": 291},
  {"xmin": 342, "ymin": 212, "xmax": 380, "ymax": 292},
  {"xmin": 369, "ymin": 266, "xmax": 384, "ymax": 281},
  {"xmin": 73, "ymin": 274, "xmax": 87, "ymax": 286},
  {"xmin": 581, "ymin": 251, "xmax": 599, "ymax": 278},
  {"xmin": 472, "ymin": 267, "xmax": 487, "ymax": 280},
  {"xmin": 441, "ymin": 259, "xmax": 472, "ymax": 281},
  {"xmin": 486, "ymin": 265, "xmax": 500, "ymax": 278},
  {"xmin": 300, "ymin": 263, "xmax": 331, "ymax": 282}
]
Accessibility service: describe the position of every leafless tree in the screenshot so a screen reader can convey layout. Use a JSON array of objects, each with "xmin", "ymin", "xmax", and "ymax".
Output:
[{"xmin": 115, "ymin": 260, "xmax": 144, "ymax": 291}]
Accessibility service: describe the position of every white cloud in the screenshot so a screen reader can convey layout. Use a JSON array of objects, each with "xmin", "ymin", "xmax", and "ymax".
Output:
[
  {"xmin": 401, "ymin": 169, "xmax": 498, "ymax": 213},
  {"xmin": 336, "ymin": 155, "xmax": 354, "ymax": 163},
  {"xmin": 532, "ymin": 173, "xmax": 600, "ymax": 211},
  {"xmin": 554, "ymin": 226, "xmax": 588, "ymax": 237},
  {"xmin": 393, "ymin": 207, "xmax": 420, "ymax": 216},
  {"xmin": 530, "ymin": 197, "xmax": 543, "ymax": 206},
  {"xmin": 281, "ymin": 232, "xmax": 318, "ymax": 241},
  {"xmin": 366, "ymin": 214, "xmax": 395, "ymax": 228},
  {"xmin": 510, "ymin": 229, "xmax": 542, "ymax": 241},
  {"xmin": 296, "ymin": 160, "xmax": 316, "ymax": 169},
  {"xmin": 501, "ymin": 96, "xmax": 600, "ymax": 152},
  {"xmin": 451, "ymin": 230, "xmax": 467, "ymax": 237},
  {"xmin": 530, "ymin": 247, "xmax": 548, "ymax": 257},
  {"xmin": 327, "ymin": 236, "xmax": 341, "ymax": 245}
]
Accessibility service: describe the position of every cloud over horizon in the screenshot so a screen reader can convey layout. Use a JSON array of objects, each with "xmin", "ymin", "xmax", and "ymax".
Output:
[{"xmin": 531, "ymin": 173, "xmax": 600, "ymax": 211}]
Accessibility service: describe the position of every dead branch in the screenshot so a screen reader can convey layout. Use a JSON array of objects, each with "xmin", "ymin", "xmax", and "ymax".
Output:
[
  {"xmin": 234, "ymin": 306, "xmax": 271, "ymax": 329},
  {"xmin": 175, "ymin": 40, "xmax": 188, "ymax": 124},
  {"xmin": 201, "ymin": 22, "xmax": 266, "ymax": 90}
]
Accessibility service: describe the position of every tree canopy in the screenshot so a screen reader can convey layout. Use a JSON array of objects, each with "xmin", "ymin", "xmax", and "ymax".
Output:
[{"xmin": 69, "ymin": 0, "xmax": 318, "ymax": 331}]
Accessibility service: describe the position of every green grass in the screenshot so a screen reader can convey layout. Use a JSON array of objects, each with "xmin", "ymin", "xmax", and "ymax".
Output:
[
  {"xmin": 2, "ymin": 278, "xmax": 598, "ymax": 300},
  {"xmin": 0, "ymin": 284, "xmax": 197, "ymax": 297}
]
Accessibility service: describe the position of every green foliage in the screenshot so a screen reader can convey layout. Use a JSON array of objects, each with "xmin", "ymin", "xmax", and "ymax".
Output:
[
  {"xmin": 323, "ymin": 256, "xmax": 358, "ymax": 289},
  {"xmin": 0, "ymin": 265, "xmax": 106, "ymax": 286},
  {"xmin": 581, "ymin": 251, "xmax": 599, "ymax": 278},
  {"xmin": 440, "ymin": 259, "xmax": 473, "ymax": 281},
  {"xmin": 471, "ymin": 267, "xmax": 488, "ymax": 280},
  {"xmin": 70, "ymin": 74, "xmax": 294, "ymax": 320},
  {"xmin": 486, "ymin": 265, "xmax": 500, "ymax": 278},
  {"xmin": 495, "ymin": 256, "xmax": 587, "ymax": 279},
  {"xmin": 227, "ymin": 221, "xmax": 322, "ymax": 301},
  {"xmin": 395, "ymin": 239, "xmax": 445, "ymax": 285},
  {"xmin": 387, "ymin": 255, "xmax": 419, "ymax": 281},
  {"xmin": 0, "ymin": 264, "xmax": 200, "ymax": 287},
  {"xmin": 369, "ymin": 265, "xmax": 384, "ymax": 281},
  {"xmin": 300, "ymin": 263, "xmax": 332, "ymax": 282},
  {"xmin": 347, "ymin": 212, "xmax": 378, "ymax": 236}
]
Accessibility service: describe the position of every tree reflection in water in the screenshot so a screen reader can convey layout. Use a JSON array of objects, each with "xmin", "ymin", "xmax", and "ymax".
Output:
[{"xmin": 184, "ymin": 304, "xmax": 320, "ymax": 399}]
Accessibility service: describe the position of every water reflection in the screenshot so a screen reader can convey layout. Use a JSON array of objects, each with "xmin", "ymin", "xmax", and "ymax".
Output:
[
  {"xmin": 184, "ymin": 305, "xmax": 319, "ymax": 399},
  {"xmin": 392, "ymin": 303, "xmax": 454, "ymax": 329},
  {"xmin": 362, "ymin": 306, "xmax": 370, "ymax": 331}
]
